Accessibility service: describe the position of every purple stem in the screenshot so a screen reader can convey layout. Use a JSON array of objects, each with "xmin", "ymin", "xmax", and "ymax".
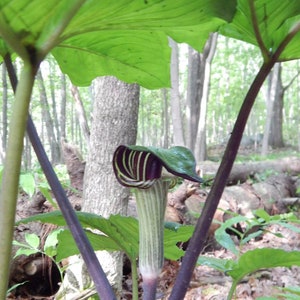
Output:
[
  {"xmin": 169, "ymin": 61, "xmax": 276, "ymax": 299},
  {"xmin": 4, "ymin": 55, "xmax": 116, "ymax": 300},
  {"xmin": 142, "ymin": 276, "xmax": 159, "ymax": 300}
]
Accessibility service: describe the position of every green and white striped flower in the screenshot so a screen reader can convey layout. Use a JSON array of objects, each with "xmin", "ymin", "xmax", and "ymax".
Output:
[{"xmin": 113, "ymin": 145, "xmax": 203, "ymax": 300}]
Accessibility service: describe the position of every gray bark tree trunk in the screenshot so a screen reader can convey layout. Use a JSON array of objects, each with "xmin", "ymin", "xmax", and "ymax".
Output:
[
  {"xmin": 161, "ymin": 88, "xmax": 170, "ymax": 148},
  {"xmin": 169, "ymin": 38, "xmax": 185, "ymax": 146},
  {"xmin": 186, "ymin": 33, "xmax": 218, "ymax": 161},
  {"xmin": 70, "ymin": 84, "xmax": 90, "ymax": 145},
  {"xmin": 83, "ymin": 76, "xmax": 139, "ymax": 297},
  {"xmin": 262, "ymin": 63, "xmax": 283, "ymax": 155},
  {"xmin": 186, "ymin": 46, "xmax": 201, "ymax": 150},
  {"xmin": 194, "ymin": 33, "xmax": 218, "ymax": 162},
  {"xmin": 36, "ymin": 69, "xmax": 61, "ymax": 164},
  {"xmin": 60, "ymin": 73, "xmax": 67, "ymax": 140},
  {"xmin": 269, "ymin": 63, "xmax": 284, "ymax": 148}
]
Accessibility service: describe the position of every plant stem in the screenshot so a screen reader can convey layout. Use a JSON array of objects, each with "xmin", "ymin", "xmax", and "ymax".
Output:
[
  {"xmin": 131, "ymin": 258, "xmax": 139, "ymax": 300},
  {"xmin": 0, "ymin": 62, "xmax": 36, "ymax": 299},
  {"xmin": 169, "ymin": 8, "xmax": 300, "ymax": 299},
  {"xmin": 227, "ymin": 280, "xmax": 238, "ymax": 300},
  {"xmin": 169, "ymin": 61, "xmax": 276, "ymax": 300},
  {"xmin": 134, "ymin": 179, "xmax": 169, "ymax": 300}
]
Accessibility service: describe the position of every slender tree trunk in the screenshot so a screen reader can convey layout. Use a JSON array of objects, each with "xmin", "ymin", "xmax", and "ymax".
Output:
[
  {"xmin": 262, "ymin": 63, "xmax": 281, "ymax": 154},
  {"xmin": 70, "ymin": 84, "xmax": 90, "ymax": 145},
  {"xmin": 269, "ymin": 64, "xmax": 284, "ymax": 148},
  {"xmin": 161, "ymin": 88, "xmax": 170, "ymax": 148},
  {"xmin": 83, "ymin": 76, "xmax": 139, "ymax": 298},
  {"xmin": 169, "ymin": 38, "xmax": 185, "ymax": 146},
  {"xmin": 49, "ymin": 61, "xmax": 61, "ymax": 162},
  {"xmin": 36, "ymin": 69, "xmax": 60, "ymax": 164},
  {"xmin": 186, "ymin": 47, "xmax": 202, "ymax": 150},
  {"xmin": 194, "ymin": 33, "xmax": 218, "ymax": 161},
  {"xmin": 60, "ymin": 73, "xmax": 67, "ymax": 140}
]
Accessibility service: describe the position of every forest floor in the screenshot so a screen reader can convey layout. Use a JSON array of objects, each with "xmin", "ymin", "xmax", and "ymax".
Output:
[
  {"xmin": 151, "ymin": 223, "xmax": 300, "ymax": 300},
  {"xmin": 8, "ymin": 145, "xmax": 300, "ymax": 300},
  {"xmin": 124, "ymin": 145, "xmax": 300, "ymax": 300}
]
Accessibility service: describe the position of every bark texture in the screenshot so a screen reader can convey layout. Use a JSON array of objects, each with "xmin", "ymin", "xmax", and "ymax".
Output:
[{"xmin": 83, "ymin": 76, "xmax": 139, "ymax": 297}]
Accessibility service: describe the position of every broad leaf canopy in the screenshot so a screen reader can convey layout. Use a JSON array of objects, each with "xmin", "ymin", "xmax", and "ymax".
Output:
[
  {"xmin": 220, "ymin": 0, "xmax": 300, "ymax": 61},
  {"xmin": 0, "ymin": 1, "xmax": 300, "ymax": 86},
  {"xmin": 0, "ymin": 0, "xmax": 236, "ymax": 89}
]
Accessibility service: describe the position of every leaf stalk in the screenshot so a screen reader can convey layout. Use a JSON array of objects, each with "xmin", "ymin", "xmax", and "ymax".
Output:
[{"xmin": 0, "ymin": 61, "xmax": 36, "ymax": 299}]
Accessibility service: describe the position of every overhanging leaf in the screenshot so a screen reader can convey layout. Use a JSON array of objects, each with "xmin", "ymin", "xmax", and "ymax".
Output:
[
  {"xmin": 0, "ymin": 0, "xmax": 236, "ymax": 88},
  {"xmin": 220, "ymin": 0, "xmax": 300, "ymax": 61}
]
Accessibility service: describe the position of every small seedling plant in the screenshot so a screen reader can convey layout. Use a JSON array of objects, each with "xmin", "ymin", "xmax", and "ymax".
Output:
[
  {"xmin": 198, "ymin": 209, "xmax": 300, "ymax": 299},
  {"xmin": 10, "ymin": 230, "xmax": 65, "ymax": 297}
]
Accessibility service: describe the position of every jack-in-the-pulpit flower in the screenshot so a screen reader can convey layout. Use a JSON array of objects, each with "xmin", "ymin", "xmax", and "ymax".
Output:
[{"xmin": 113, "ymin": 145, "xmax": 203, "ymax": 300}]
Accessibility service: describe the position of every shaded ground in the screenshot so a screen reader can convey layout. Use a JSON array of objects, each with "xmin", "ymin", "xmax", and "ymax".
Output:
[
  {"xmin": 155, "ymin": 223, "xmax": 300, "ymax": 299},
  {"xmin": 8, "ymin": 145, "xmax": 300, "ymax": 299}
]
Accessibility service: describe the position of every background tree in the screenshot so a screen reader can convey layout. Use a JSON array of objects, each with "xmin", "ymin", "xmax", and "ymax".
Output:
[
  {"xmin": 170, "ymin": 38, "xmax": 185, "ymax": 146},
  {"xmin": 193, "ymin": 33, "xmax": 218, "ymax": 161},
  {"xmin": 70, "ymin": 84, "xmax": 90, "ymax": 145},
  {"xmin": 60, "ymin": 73, "xmax": 67, "ymax": 140},
  {"xmin": 36, "ymin": 69, "xmax": 61, "ymax": 164},
  {"xmin": 83, "ymin": 76, "xmax": 139, "ymax": 297}
]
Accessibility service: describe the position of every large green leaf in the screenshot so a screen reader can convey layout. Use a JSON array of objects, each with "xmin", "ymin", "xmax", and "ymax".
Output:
[
  {"xmin": 220, "ymin": 0, "xmax": 300, "ymax": 61},
  {"xmin": 228, "ymin": 248, "xmax": 300, "ymax": 281},
  {"xmin": 0, "ymin": 0, "xmax": 236, "ymax": 88},
  {"xmin": 56, "ymin": 229, "xmax": 122, "ymax": 262},
  {"xmin": 17, "ymin": 211, "xmax": 193, "ymax": 261}
]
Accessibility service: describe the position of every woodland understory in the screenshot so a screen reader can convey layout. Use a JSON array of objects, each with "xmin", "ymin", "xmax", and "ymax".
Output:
[{"xmin": 8, "ymin": 144, "xmax": 300, "ymax": 300}]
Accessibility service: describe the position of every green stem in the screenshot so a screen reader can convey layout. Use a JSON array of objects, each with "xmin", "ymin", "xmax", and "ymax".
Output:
[
  {"xmin": 227, "ymin": 280, "xmax": 238, "ymax": 300},
  {"xmin": 0, "ymin": 62, "xmax": 37, "ymax": 298},
  {"xmin": 134, "ymin": 179, "xmax": 169, "ymax": 300},
  {"xmin": 131, "ymin": 258, "xmax": 139, "ymax": 300}
]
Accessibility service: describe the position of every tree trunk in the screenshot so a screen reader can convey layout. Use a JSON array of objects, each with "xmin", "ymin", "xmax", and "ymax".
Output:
[
  {"xmin": 169, "ymin": 38, "xmax": 185, "ymax": 146},
  {"xmin": 262, "ymin": 63, "xmax": 282, "ymax": 154},
  {"xmin": 49, "ymin": 61, "xmax": 62, "ymax": 163},
  {"xmin": 70, "ymin": 84, "xmax": 90, "ymax": 145},
  {"xmin": 60, "ymin": 73, "xmax": 67, "ymax": 140},
  {"xmin": 161, "ymin": 88, "xmax": 170, "ymax": 148},
  {"xmin": 186, "ymin": 46, "xmax": 201, "ymax": 150},
  {"xmin": 194, "ymin": 33, "xmax": 218, "ymax": 161},
  {"xmin": 83, "ymin": 76, "xmax": 139, "ymax": 297},
  {"xmin": 36, "ymin": 69, "xmax": 60, "ymax": 164},
  {"xmin": 269, "ymin": 63, "xmax": 284, "ymax": 148}
]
